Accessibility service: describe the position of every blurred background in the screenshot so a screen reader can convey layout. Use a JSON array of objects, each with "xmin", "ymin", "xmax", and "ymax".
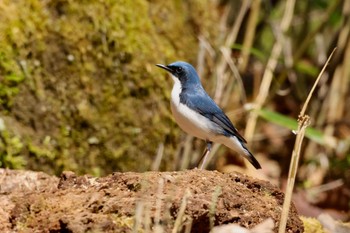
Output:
[{"xmin": 0, "ymin": 0, "xmax": 349, "ymax": 220}]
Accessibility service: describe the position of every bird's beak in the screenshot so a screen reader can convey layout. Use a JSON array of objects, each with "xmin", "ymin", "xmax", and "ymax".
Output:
[{"xmin": 156, "ymin": 64, "xmax": 173, "ymax": 73}]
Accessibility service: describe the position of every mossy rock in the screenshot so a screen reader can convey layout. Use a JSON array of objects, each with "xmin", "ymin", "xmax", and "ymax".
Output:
[{"xmin": 0, "ymin": 0, "xmax": 219, "ymax": 175}]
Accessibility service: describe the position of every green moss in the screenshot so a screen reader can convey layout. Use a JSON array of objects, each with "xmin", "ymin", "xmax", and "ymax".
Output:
[
  {"xmin": 301, "ymin": 216, "xmax": 326, "ymax": 233},
  {"xmin": 0, "ymin": 52, "xmax": 25, "ymax": 110},
  {"xmin": 0, "ymin": 126, "xmax": 26, "ymax": 169},
  {"xmin": 0, "ymin": 0, "xmax": 219, "ymax": 175},
  {"xmin": 111, "ymin": 214, "xmax": 134, "ymax": 231}
]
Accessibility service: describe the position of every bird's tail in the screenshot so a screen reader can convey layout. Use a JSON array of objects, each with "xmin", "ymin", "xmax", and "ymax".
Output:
[
  {"xmin": 242, "ymin": 147, "xmax": 261, "ymax": 169},
  {"xmin": 220, "ymin": 136, "xmax": 261, "ymax": 169}
]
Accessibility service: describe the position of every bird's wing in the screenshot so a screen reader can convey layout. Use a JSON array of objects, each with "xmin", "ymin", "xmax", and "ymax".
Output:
[{"xmin": 181, "ymin": 89, "xmax": 247, "ymax": 143}]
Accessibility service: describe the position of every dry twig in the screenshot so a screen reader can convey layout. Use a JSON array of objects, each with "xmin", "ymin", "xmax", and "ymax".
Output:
[{"xmin": 278, "ymin": 48, "xmax": 336, "ymax": 233}]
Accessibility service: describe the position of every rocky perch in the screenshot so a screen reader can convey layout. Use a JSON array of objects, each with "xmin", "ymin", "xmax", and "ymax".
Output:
[{"xmin": 0, "ymin": 169, "xmax": 303, "ymax": 233}]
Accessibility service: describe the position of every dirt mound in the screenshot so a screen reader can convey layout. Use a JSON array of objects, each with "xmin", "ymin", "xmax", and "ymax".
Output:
[{"xmin": 0, "ymin": 169, "xmax": 303, "ymax": 232}]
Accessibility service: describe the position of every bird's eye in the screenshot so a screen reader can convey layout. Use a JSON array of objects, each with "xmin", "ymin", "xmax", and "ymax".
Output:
[{"xmin": 175, "ymin": 67, "xmax": 183, "ymax": 73}]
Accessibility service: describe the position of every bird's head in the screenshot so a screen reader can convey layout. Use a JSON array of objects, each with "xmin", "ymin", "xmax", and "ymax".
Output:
[{"xmin": 156, "ymin": 61, "xmax": 200, "ymax": 86}]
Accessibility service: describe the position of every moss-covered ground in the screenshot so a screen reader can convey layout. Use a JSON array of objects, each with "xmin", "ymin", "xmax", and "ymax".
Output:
[{"xmin": 0, "ymin": 0, "xmax": 219, "ymax": 175}]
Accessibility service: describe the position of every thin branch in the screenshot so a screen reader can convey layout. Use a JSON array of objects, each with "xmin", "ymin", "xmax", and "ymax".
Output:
[
  {"xmin": 300, "ymin": 48, "xmax": 337, "ymax": 117},
  {"xmin": 245, "ymin": 0, "xmax": 296, "ymax": 144},
  {"xmin": 278, "ymin": 49, "xmax": 336, "ymax": 233}
]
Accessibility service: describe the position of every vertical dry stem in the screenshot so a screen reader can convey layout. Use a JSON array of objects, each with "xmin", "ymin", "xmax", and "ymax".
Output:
[
  {"xmin": 172, "ymin": 189, "xmax": 191, "ymax": 233},
  {"xmin": 245, "ymin": 0, "xmax": 296, "ymax": 143},
  {"xmin": 278, "ymin": 48, "xmax": 336, "ymax": 233},
  {"xmin": 239, "ymin": 0, "xmax": 261, "ymax": 72}
]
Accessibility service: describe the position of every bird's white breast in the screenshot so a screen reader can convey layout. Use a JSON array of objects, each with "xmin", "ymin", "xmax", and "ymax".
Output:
[
  {"xmin": 170, "ymin": 77, "xmax": 215, "ymax": 140},
  {"xmin": 170, "ymin": 76, "xmax": 249, "ymax": 157}
]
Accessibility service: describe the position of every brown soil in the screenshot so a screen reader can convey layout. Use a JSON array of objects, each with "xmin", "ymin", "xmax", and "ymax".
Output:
[{"xmin": 0, "ymin": 169, "xmax": 303, "ymax": 233}]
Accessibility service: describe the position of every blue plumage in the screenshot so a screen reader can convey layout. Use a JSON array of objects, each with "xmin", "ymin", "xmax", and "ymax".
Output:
[
  {"xmin": 180, "ymin": 87, "xmax": 247, "ymax": 143},
  {"xmin": 156, "ymin": 61, "xmax": 261, "ymax": 169}
]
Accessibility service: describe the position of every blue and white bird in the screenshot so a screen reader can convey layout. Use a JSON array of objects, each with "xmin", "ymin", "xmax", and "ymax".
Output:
[{"xmin": 156, "ymin": 61, "xmax": 261, "ymax": 169}]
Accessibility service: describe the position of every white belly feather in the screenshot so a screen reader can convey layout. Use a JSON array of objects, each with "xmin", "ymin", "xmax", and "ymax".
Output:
[
  {"xmin": 171, "ymin": 79, "xmax": 213, "ymax": 140},
  {"xmin": 170, "ymin": 76, "xmax": 248, "ymax": 156}
]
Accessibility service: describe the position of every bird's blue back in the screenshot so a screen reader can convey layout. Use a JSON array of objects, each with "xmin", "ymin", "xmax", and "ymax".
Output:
[{"xmin": 175, "ymin": 62, "xmax": 247, "ymax": 143}]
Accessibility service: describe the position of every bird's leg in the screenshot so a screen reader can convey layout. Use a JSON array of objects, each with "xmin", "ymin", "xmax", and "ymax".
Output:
[{"xmin": 197, "ymin": 141, "xmax": 213, "ymax": 170}]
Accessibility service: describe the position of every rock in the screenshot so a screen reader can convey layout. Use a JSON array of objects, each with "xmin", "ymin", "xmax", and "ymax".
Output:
[
  {"xmin": 0, "ymin": 169, "xmax": 303, "ymax": 233},
  {"xmin": 0, "ymin": 169, "xmax": 58, "ymax": 232}
]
